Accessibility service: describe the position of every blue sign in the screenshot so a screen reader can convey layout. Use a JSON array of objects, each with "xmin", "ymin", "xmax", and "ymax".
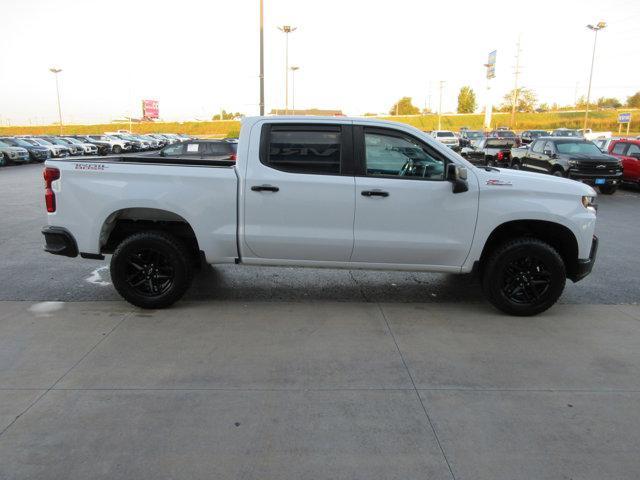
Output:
[
  {"xmin": 486, "ymin": 51, "xmax": 497, "ymax": 79},
  {"xmin": 618, "ymin": 113, "xmax": 631, "ymax": 123}
]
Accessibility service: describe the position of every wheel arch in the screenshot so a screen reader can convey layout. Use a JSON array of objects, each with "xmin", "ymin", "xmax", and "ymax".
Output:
[
  {"xmin": 478, "ymin": 219, "xmax": 579, "ymax": 278},
  {"xmin": 99, "ymin": 207, "xmax": 201, "ymax": 259}
]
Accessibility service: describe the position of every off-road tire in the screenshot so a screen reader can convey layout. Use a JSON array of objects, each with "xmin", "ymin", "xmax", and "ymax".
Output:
[
  {"xmin": 110, "ymin": 231, "xmax": 193, "ymax": 309},
  {"xmin": 482, "ymin": 237, "xmax": 566, "ymax": 316}
]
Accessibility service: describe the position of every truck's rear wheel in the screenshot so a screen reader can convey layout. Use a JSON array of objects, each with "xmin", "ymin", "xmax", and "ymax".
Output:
[
  {"xmin": 482, "ymin": 238, "xmax": 566, "ymax": 316},
  {"xmin": 110, "ymin": 231, "xmax": 193, "ymax": 309}
]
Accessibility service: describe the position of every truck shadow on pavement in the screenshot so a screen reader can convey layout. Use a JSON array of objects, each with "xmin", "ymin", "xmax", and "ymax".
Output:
[{"xmin": 186, "ymin": 264, "xmax": 486, "ymax": 304}]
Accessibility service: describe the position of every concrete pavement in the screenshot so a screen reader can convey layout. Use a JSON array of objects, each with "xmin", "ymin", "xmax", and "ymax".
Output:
[{"xmin": 0, "ymin": 300, "xmax": 639, "ymax": 480}]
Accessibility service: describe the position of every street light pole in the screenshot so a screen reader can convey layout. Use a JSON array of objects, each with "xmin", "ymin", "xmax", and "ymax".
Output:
[
  {"xmin": 49, "ymin": 67, "xmax": 63, "ymax": 135},
  {"xmin": 438, "ymin": 80, "xmax": 445, "ymax": 130},
  {"xmin": 278, "ymin": 25, "xmax": 296, "ymax": 114},
  {"xmin": 259, "ymin": 0, "xmax": 264, "ymax": 116},
  {"xmin": 290, "ymin": 66, "xmax": 299, "ymax": 112},
  {"xmin": 583, "ymin": 21, "xmax": 606, "ymax": 131}
]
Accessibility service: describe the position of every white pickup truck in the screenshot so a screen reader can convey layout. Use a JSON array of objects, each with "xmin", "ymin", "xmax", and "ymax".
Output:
[{"xmin": 42, "ymin": 116, "xmax": 599, "ymax": 316}]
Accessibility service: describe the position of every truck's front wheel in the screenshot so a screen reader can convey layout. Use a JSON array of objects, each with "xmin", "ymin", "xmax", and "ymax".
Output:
[
  {"xmin": 110, "ymin": 231, "xmax": 193, "ymax": 309},
  {"xmin": 482, "ymin": 238, "xmax": 566, "ymax": 316}
]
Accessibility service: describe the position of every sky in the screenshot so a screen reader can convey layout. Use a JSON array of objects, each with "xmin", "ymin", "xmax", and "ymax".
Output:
[{"xmin": 0, "ymin": 0, "xmax": 639, "ymax": 125}]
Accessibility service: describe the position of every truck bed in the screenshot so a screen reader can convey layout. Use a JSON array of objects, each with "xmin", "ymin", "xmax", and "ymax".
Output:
[{"xmin": 53, "ymin": 155, "xmax": 236, "ymax": 168}]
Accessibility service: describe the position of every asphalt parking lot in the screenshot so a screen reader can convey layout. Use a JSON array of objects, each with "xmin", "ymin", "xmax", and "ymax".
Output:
[{"xmin": 1, "ymin": 162, "xmax": 640, "ymax": 479}]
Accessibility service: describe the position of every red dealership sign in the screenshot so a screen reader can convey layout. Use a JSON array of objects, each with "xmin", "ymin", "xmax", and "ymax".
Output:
[{"xmin": 142, "ymin": 99, "xmax": 159, "ymax": 120}]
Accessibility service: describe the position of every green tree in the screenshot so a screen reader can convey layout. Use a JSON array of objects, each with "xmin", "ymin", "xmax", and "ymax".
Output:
[
  {"xmin": 575, "ymin": 96, "xmax": 598, "ymax": 110},
  {"xmin": 627, "ymin": 91, "xmax": 640, "ymax": 108},
  {"xmin": 389, "ymin": 97, "xmax": 420, "ymax": 116},
  {"xmin": 597, "ymin": 97, "xmax": 622, "ymax": 109},
  {"xmin": 212, "ymin": 110, "xmax": 242, "ymax": 120},
  {"xmin": 499, "ymin": 88, "xmax": 537, "ymax": 113},
  {"xmin": 457, "ymin": 86, "xmax": 476, "ymax": 113}
]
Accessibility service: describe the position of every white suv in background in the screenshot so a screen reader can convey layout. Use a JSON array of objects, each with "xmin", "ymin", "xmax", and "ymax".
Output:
[{"xmin": 430, "ymin": 130, "xmax": 460, "ymax": 151}]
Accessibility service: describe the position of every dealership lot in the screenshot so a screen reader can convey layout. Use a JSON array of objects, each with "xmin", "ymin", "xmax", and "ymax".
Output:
[{"xmin": 1, "ymin": 163, "xmax": 640, "ymax": 479}]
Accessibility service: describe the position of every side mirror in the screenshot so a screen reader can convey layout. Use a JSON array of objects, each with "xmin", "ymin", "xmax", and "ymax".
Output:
[
  {"xmin": 630, "ymin": 153, "xmax": 640, "ymax": 160},
  {"xmin": 447, "ymin": 163, "xmax": 468, "ymax": 194}
]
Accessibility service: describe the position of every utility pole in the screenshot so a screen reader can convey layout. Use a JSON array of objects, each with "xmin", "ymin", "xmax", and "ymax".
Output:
[
  {"xmin": 584, "ymin": 21, "xmax": 606, "ymax": 131},
  {"xmin": 510, "ymin": 36, "xmax": 522, "ymax": 129},
  {"xmin": 278, "ymin": 25, "xmax": 296, "ymax": 114},
  {"xmin": 49, "ymin": 67, "xmax": 63, "ymax": 135},
  {"xmin": 259, "ymin": 0, "xmax": 264, "ymax": 115},
  {"xmin": 438, "ymin": 81, "xmax": 445, "ymax": 130},
  {"xmin": 290, "ymin": 66, "xmax": 299, "ymax": 111}
]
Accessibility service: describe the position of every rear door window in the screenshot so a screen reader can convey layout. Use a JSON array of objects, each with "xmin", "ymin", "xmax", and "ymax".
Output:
[{"xmin": 263, "ymin": 126, "xmax": 342, "ymax": 175}]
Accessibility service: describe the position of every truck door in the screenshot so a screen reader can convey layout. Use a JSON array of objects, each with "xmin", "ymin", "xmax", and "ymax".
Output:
[
  {"xmin": 243, "ymin": 123, "xmax": 356, "ymax": 262},
  {"xmin": 351, "ymin": 126, "xmax": 478, "ymax": 268}
]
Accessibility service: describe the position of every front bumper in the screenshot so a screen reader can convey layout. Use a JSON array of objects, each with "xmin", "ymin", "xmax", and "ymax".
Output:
[
  {"xmin": 42, "ymin": 226, "xmax": 78, "ymax": 257},
  {"xmin": 568, "ymin": 171, "xmax": 622, "ymax": 186},
  {"xmin": 569, "ymin": 235, "xmax": 598, "ymax": 282}
]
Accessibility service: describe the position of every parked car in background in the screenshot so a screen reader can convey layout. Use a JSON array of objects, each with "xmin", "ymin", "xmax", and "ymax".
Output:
[
  {"xmin": 510, "ymin": 137, "xmax": 622, "ymax": 194},
  {"xmin": 605, "ymin": 139, "xmax": 640, "ymax": 187},
  {"xmin": 23, "ymin": 137, "xmax": 70, "ymax": 158},
  {"xmin": 159, "ymin": 139, "xmax": 237, "ymax": 161},
  {"xmin": 0, "ymin": 137, "xmax": 50, "ymax": 162},
  {"xmin": 488, "ymin": 129, "xmax": 521, "ymax": 146},
  {"xmin": 106, "ymin": 133, "xmax": 149, "ymax": 152},
  {"xmin": 461, "ymin": 137, "xmax": 516, "ymax": 167},
  {"xmin": 551, "ymin": 128, "xmax": 581, "ymax": 137},
  {"xmin": 86, "ymin": 135, "xmax": 131, "ymax": 154},
  {"xmin": 59, "ymin": 137, "xmax": 98, "ymax": 155},
  {"xmin": 135, "ymin": 134, "xmax": 162, "ymax": 149},
  {"xmin": 459, "ymin": 130, "xmax": 484, "ymax": 148},
  {"xmin": 177, "ymin": 134, "xmax": 193, "ymax": 141},
  {"xmin": 578, "ymin": 129, "xmax": 612, "ymax": 141},
  {"xmin": 0, "ymin": 139, "xmax": 30, "ymax": 165},
  {"xmin": 38, "ymin": 136, "xmax": 83, "ymax": 156},
  {"xmin": 520, "ymin": 130, "xmax": 548, "ymax": 145},
  {"xmin": 594, "ymin": 137, "xmax": 615, "ymax": 153},
  {"xmin": 429, "ymin": 130, "xmax": 460, "ymax": 151},
  {"xmin": 148, "ymin": 134, "xmax": 177, "ymax": 145},
  {"xmin": 71, "ymin": 135, "xmax": 113, "ymax": 156}
]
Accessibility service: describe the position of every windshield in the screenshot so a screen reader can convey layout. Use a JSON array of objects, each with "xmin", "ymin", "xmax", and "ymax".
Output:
[
  {"xmin": 0, "ymin": 140, "xmax": 9, "ymax": 147},
  {"xmin": 496, "ymin": 131, "xmax": 516, "ymax": 138},
  {"xmin": 33, "ymin": 138, "xmax": 53, "ymax": 146},
  {"xmin": 3, "ymin": 138, "xmax": 28, "ymax": 147},
  {"xmin": 466, "ymin": 131, "xmax": 483, "ymax": 138},
  {"xmin": 65, "ymin": 138, "xmax": 82, "ymax": 144},
  {"xmin": 436, "ymin": 132, "xmax": 455, "ymax": 137},
  {"xmin": 555, "ymin": 141, "xmax": 602, "ymax": 155}
]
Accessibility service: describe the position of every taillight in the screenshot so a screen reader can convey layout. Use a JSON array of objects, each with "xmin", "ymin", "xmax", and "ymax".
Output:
[
  {"xmin": 44, "ymin": 167, "xmax": 60, "ymax": 213},
  {"xmin": 229, "ymin": 153, "xmax": 237, "ymax": 162},
  {"xmin": 497, "ymin": 151, "xmax": 504, "ymax": 161}
]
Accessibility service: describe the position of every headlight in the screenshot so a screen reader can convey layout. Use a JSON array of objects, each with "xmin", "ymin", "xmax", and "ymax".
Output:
[
  {"xmin": 568, "ymin": 160, "xmax": 578, "ymax": 168},
  {"xmin": 582, "ymin": 195, "xmax": 597, "ymax": 213}
]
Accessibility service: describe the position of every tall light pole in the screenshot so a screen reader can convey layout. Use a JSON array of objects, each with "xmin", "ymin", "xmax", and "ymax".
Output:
[
  {"xmin": 290, "ymin": 66, "xmax": 299, "ymax": 112},
  {"xmin": 49, "ymin": 67, "xmax": 63, "ymax": 135},
  {"xmin": 278, "ymin": 25, "xmax": 296, "ymax": 114},
  {"xmin": 437, "ymin": 80, "xmax": 445, "ymax": 130},
  {"xmin": 259, "ymin": 0, "xmax": 264, "ymax": 116},
  {"xmin": 583, "ymin": 21, "xmax": 606, "ymax": 131}
]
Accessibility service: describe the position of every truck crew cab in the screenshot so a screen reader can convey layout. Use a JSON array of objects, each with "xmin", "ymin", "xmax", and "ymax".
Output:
[{"xmin": 42, "ymin": 117, "xmax": 598, "ymax": 316}]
